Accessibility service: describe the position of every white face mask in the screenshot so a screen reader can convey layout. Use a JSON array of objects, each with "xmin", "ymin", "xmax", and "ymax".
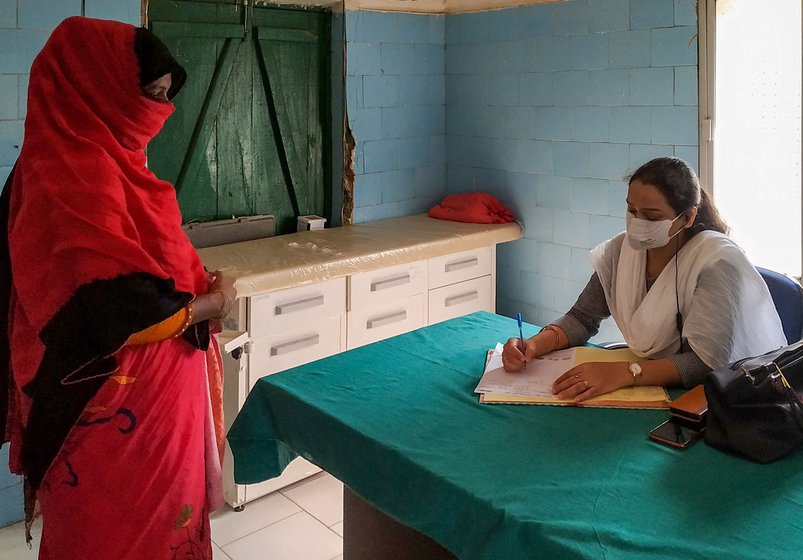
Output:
[{"xmin": 625, "ymin": 213, "xmax": 685, "ymax": 250}]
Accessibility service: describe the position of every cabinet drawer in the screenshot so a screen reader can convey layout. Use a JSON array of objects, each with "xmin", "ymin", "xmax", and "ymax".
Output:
[
  {"xmin": 348, "ymin": 260, "xmax": 427, "ymax": 311},
  {"xmin": 347, "ymin": 293, "xmax": 426, "ymax": 349},
  {"xmin": 428, "ymin": 275, "xmax": 493, "ymax": 325},
  {"xmin": 242, "ymin": 457, "xmax": 321, "ymax": 505},
  {"xmin": 222, "ymin": 297, "xmax": 247, "ymax": 332},
  {"xmin": 248, "ymin": 277, "xmax": 346, "ymax": 337},
  {"xmin": 248, "ymin": 315, "xmax": 346, "ymax": 388},
  {"xmin": 223, "ymin": 449, "xmax": 320, "ymax": 508},
  {"xmin": 428, "ymin": 247, "xmax": 493, "ymax": 289}
]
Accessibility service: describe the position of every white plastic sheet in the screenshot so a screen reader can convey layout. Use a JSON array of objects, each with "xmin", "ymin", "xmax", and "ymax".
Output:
[{"xmin": 196, "ymin": 214, "xmax": 522, "ymax": 297}]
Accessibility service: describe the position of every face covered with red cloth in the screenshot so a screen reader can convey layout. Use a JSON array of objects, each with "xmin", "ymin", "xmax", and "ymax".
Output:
[{"xmin": 0, "ymin": 17, "xmax": 208, "ymax": 493}]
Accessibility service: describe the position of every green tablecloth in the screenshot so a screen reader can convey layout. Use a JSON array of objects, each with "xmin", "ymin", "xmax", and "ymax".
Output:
[{"xmin": 228, "ymin": 311, "xmax": 803, "ymax": 559}]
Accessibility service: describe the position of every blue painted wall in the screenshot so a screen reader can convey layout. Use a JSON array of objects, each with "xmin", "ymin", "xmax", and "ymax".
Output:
[
  {"xmin": 346, "ymin": 11, "xmax": 447, "ymax": 223},
  {"xmin": 0, "ymin": 0, "xmax": 141, "ymax": 188},
  {"xmin": 0, "ymin": 445, "xmax": 22, "ymax": 528},
  {"xmin": 0, "ymin": 0, "xmax": 141, "ymax": 528},
  {"xmin": 444, "ymin": 0, "xmax": 698, "ymax": 338},
  {"xmin": 345, "ymin": 1, "xmax": 698, "ymax": 339}
]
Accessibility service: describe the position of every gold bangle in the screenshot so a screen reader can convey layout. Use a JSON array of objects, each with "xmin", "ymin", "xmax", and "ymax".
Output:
[
  {"xmin": 210, "ymin": 289, "xmax": 232, "ymax": 318},
  {"xmin": 540, "ymin": 325, "xmax": 561, "ymax": 352}
]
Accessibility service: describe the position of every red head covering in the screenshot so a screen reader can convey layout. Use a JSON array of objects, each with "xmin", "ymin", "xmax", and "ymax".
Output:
[
  {"xmin": 1, "ymin": 17, "xmax": 208, "ymax": 490},
  {"xmin": 12, "ymin": 16, "xmax": 206, "ymax": 321}
]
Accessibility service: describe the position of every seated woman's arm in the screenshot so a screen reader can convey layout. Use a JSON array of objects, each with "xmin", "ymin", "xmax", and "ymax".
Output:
[
  {"xmin": 670, "ymin": 257, "xmax": 756, "ymax": 385},
  {"xmin": 551, "ymin": 272, "xmax": 610, "ymax": 347},
  {"xmin": 666, "ymin": 344, "xmax": 710, "ymax": 388},
  {"xmin": 551, "ymin": 348, "xmax": 683, "ymax": 400},
  {"xmin": 553, "ymin": 262, "xmax": 746, "ymax": 399},
  {"xmin": 605, "ymin": 344, "xmax": 710, "ymax": 391},
  {"xmin": 503, "ymin": 274, "xmax": 608, "ymax": 370},
  {"xmin": 603, "ymin": 342, "xmax": 711, "ymax": 391},
  {"xmin": 560, "ymin": 272, "xmax": 713, "ymax": 387},
  {"xmin": 505, "ymin": 271, "xmax": 718, "ymax": 388}
]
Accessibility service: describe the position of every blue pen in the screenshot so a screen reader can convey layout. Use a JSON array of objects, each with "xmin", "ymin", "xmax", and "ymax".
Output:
[{"xmin": 516, "ymin": 312, "xmax": 526, "ymax": 355}]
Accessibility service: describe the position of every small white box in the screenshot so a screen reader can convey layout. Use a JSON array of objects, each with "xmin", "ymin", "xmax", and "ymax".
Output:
[{"xmin": 297, "ymin": 215, "xmax": 327, "ymax": 232}]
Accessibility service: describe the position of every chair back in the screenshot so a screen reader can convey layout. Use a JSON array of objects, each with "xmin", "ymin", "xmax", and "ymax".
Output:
[{"xmin": 757, "ymin": 267, "xmax": 803, "ymax": 344}]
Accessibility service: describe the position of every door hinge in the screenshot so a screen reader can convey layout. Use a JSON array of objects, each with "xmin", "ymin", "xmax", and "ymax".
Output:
[{"xmin": 702, "ymin": 118, "xmax": 713, "ymax": 143}]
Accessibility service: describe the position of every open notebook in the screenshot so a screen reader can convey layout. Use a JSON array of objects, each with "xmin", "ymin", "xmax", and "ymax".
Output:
[{"xmin": 475, "ymin": 344, "xmax": 670, "ymax": 409}]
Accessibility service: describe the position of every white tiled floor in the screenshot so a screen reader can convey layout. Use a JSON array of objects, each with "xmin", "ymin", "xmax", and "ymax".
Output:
[{"xmin": 0, "ymin": 471, "xmax": 344, "ymax": 560}]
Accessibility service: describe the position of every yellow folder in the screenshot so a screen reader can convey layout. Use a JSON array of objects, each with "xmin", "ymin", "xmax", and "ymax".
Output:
[{"xmin": 479, "ymin": 347, "xmax": 670, "ymax": 409}]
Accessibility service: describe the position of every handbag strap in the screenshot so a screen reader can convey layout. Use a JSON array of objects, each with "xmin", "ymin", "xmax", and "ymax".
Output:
[
  {"xmin": 774, "ymin": 363, "xmax": 803, "ymax": 434},
  {"xmin": 786, "ymin": 390, "xmax": 803, "ymax": 435}
]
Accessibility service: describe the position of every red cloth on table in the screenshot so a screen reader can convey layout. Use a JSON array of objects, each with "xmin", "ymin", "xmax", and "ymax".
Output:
[{"xmin": 428, "ymin": 192, "xmax": 516, "ymax": 224}]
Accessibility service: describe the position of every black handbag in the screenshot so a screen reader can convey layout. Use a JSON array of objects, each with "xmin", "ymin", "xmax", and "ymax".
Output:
[{"xmin": 704, "ymin": 340, "xmax": 803, "ymax": 463}]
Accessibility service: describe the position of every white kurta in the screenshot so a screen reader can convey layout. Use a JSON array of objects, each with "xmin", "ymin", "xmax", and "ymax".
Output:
[{"xmin": 590, "ymin": 231, "xmax": 787, "ymax": 369}]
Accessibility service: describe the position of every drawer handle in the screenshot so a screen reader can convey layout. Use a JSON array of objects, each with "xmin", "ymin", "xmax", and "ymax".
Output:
[
  {"xmin": 275, "ymin": 295, "xmax": 324, "ymax": 315},
  {"xmin": 270, "ymin": 334, "xmax": 320, "ymax": 356},
  {"xmin": 366, "ymin": 310, "xmax": 407, "ymax": 330},
  {"xmin": 445, "ymin": 290, "xmax": 479, "ymax": 307},
  {"xmin": 370, "ymin": 273, "xmax": 411, "ymax": 292},
  {"xmin": 445, "ymin": 257, "xmax": 479, "ymax": 273}
]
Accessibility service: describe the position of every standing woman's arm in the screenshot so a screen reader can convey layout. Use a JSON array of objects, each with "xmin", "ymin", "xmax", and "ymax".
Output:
[{"xmin": 127, "ymin": 272, "xmax": 237, "ymax": 345}]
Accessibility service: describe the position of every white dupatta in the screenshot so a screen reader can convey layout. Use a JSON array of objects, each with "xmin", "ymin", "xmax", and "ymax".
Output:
[{"xmin": 590, "ymin": 231, "xmax": 786, "ymax": 369}]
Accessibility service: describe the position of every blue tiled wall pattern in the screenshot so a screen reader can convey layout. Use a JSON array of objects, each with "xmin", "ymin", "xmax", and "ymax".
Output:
[
  {"xmin": 445, "ymin": 0, "xmax": 698, "ymax": 337},
  {"xmin": 0, "ymin": 0, "xmax": 141, "ymax": 188},
  {"xmin": 0, "ymin": 445, "xmax": 22, "ymax": 528},
  {"xmin": 346, "ymin": 11, "xmax": 447, "ymax": 223},
  {"xmin": 0, "ymin": 0, "xmax": 141, "ymax": 527}
]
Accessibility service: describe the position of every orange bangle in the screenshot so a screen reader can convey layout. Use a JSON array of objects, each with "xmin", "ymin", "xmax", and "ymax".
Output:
[
  {"xmin": 173, "ymin": 303, "xmax": 193, "ymax": 338},
  {"xmin": 540, "ymin": 325, "xmax": 561, "ymax": 352}
]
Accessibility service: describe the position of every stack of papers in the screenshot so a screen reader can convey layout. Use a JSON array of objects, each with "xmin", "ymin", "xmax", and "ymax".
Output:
[{"xmin": 475, "ymin": 344, "xmax": 670, "ymax": 409}]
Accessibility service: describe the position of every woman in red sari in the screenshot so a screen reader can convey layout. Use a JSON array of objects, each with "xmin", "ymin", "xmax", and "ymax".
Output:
[{"xmin": 0, "ymin": 17, "xmax": 235, "ymax": 559}]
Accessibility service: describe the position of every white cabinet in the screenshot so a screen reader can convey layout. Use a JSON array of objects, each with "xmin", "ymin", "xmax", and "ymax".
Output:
[
  {"xmin": 219, "ymin": 327, "xmax": 252, "ymax": 509},
  {"xmin": 222, "ymin": 279, "xmax": 347, "ymax": 508},
  {"xmin": 428, "ymin": 247, "xmax": 493, "ymax": 288},
  {"xmin": 248, "ymin": 314, "xmax": 347, "ymax": 387},
  {"xmin": 249, "ymin": 278, "xmax": 346, "ymax": 336},
  {"xmin": 218, "ymin": 240, "xmax": 502, "ymax": 509},
  {"xmin": 347, "ymin": 293, "xmax": 427, "ymax": 349},
  {"xmin": 429, "ymin": 275, "xmax": 493, "ymax": 325},
  {"xmin": 347, "ymin": 261, "xmax": 428, "ymax": 349},
  {"xmin": 223, "ymin": 452, "xmax": 321, "ymax": 510},
  {"xmin": 348, "ymin": 260, "xmax": 428, "ymax": 310},
  {"xmin": 427, "ymin": 247, "xmax": 495, "ymax": 324}
]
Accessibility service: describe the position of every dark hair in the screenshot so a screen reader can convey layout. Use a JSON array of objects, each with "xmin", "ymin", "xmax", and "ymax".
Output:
[
  {"xmin": 134, "ymin": 27, "xmax": 187, "ymax": 100},
  {"xmin": 628, "ymin": 156, "xmax": 729, "ymax": 237}
]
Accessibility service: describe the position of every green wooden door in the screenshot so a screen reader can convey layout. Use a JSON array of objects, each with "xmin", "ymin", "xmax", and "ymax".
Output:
[{"xmin": 147, "ymin": 1, "xmax": 331, "ymax": 234}]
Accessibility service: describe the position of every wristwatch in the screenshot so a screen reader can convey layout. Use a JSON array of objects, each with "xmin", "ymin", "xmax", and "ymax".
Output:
[{"xmin": 628, "ymin": 362, "xmax": 643, "ymax": 384}]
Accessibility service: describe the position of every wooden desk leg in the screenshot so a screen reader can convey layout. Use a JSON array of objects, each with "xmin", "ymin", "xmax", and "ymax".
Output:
[{"xmin": 342, "ymin": 487, "xmax": 458, "ymax": 560}]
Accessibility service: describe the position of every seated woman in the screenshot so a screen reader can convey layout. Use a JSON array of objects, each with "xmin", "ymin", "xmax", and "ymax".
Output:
[{"xmin": 502, "ymin": 157, "xmax": 786, "ymax": 402}]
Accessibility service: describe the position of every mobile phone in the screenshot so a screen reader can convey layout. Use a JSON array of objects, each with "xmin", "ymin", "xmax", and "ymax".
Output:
[{"xmin": 648, "ymin": 418, "xmax": 704, "ymax": 449}]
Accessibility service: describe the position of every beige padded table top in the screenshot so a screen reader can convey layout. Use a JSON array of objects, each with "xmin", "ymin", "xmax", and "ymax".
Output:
[{"xmin": 196, "ymin": 214, "xmax": 522, "ymax": 297}]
